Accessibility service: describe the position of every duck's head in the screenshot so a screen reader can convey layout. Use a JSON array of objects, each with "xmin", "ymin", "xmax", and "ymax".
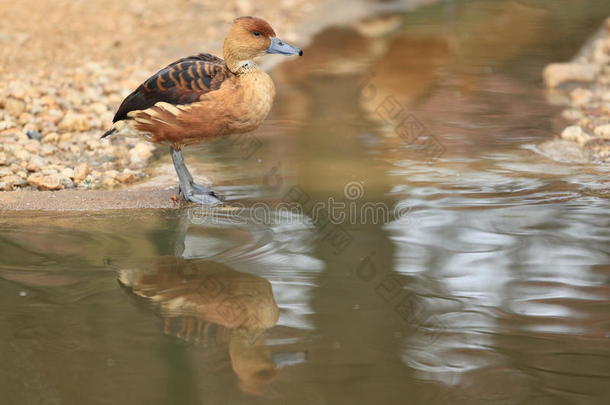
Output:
[{"xmin": 224, "ymin": 16, "xmax": 302, "ymax": 73}]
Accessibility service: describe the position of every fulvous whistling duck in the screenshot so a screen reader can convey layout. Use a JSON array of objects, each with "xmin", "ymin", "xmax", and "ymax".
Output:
[{"xmin": 102, "ymin": 16, "xmax": 302, "ymax": 205}]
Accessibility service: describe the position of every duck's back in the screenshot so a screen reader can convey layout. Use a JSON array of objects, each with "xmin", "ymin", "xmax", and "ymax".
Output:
[{"xmin": 112, "ymin": 53, "xmax": 233, "ymax": 123}]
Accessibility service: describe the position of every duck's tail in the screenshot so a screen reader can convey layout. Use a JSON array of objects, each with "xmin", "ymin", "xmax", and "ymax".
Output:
[{"xmin": 101, "ymin": 127, "xmax": 117, "ymax": 139}]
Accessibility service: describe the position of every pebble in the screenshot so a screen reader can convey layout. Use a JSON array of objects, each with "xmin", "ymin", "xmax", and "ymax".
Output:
[
  {"xmin": 129, "ymin": 142, "xmax": 154, "ymax": 165},
  {"xmin": 40, "ymin": 144, "xmax": 57, "ymax": 156},
  {"xmin": 102, "ymin": 177, "xmax": 116, "ymax": 188},
  {"xmin": 27, "ymin": 173, "xmax": 63, "ymax": 190},
  {"xmin": 58, "ymin": 111, "xmax": 90, "ymax": 132},
  {"xmin": 561, "ymin": 125, "xmax": 592, "ymax": 145},
  {"xmin": 26, "ymin": 155, "xmax": 47, "ymax": 172},
  {"xmin": 570, "ymin": 88, "xmax": 593, "ymax": 106},
  {"xmin": 0, "ymin": 175, "xmax": 26, "ymax": 191},
  {"xmin": 13, "ymin": 149, "xmax": 31, "ymax": 161},
  {"xmin": 42, "ymin": 133, "xmax": 59, "ymax": 143},
  {"xmin": 116, "ymin": 169, "xmax": 137, "ymax": 183},
  {"xmin": 73, "ymin": 163, "xmax": 89, "ymax": 183},
  {"xmin": 5, "ymin": 98, "xmax": 27, "ymax": 116},
  {"xmin": 543, "ymin": 63, "xmax": 598, "ymax": 88},
  {"xmin": 594, "ymin": 124, "xmax": 610, "ymax": 138}
]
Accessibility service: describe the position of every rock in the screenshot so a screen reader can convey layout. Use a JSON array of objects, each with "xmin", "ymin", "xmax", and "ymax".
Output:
[
  {"xmin": 26, "ymin": 155, "xmax": 47, "ymax": 172},
  {"xmin": 24, "ymin": 142, "xmax": 40, "ymax": 154},
  {"xmin": 570, "ymin": 88, "xmax": 593, "ymax": 106},
  {"xmin": 0, "ymin": 167, "xmax": 13, "ymax": 177},
  {"xmin": 73, "ymin": 163, "xmax": 89, "ymax": 182},
  {"xmin": 42, "ymin": 132, "xmax": 60, "ymax": 144},
  {"xmin": 116, "ymin": 169, "xmax": 137, "ymax": 183},
  {"xmin": 13, "ymin": 149, "xmax": 31, "ymax": 161},
  {"xmin": 543, "ymin": 63, "xmax": 599, "ymax": 88},
  {"xmin": 102, "ymin": 177, "xmax": 116, "ymax": 188},
  {"xmin": 61, "ymin": 167, "xmax": 75, "ymax": 179},
  {"xmin": 561, "ymin": 109, "xmax": 583, "ymax": 121},
  {"xmin": 27, "ymin": 173, "xmax": 63, "ymax": 190},
  {"xmin": 5, "ymin": 97, "xmax": 27, "ymax": 116},
  {"xmin": 0, "ymin": 152, "xmax": 7, "ymax": 165},
  {"xmin": 7, "ymin": 81, "xmax": 28, "ymax": 100},
  {"xmin": 129, "ymin": 142, "xmax": 153, "ymax": 165},
  {"xmin": 0, "ymin": 120, "xmax": 16, "ymax": 131},
  {"xmin": 0, "ymin": 175, "xmax": 26, "ymax": 191},
  {"xmin": 594, "ymin": 124, "xmax": 610, "ymax": 138},
  {"xmin": 106, "ymin": 169, "xmax": 120, "ymax": 178},
  {"xmin": 40, "ymin": 144, "xmax": 57, "ymax": 156},
  {"xmin": 561, "ymin": 125, "xmax": 592, "ymax": 145},
  {"xmin": 58, "ymin": 111, "xmax": 90, "ymax": 132},
  {"xmin": 89, "ymin": 102, "xmax": 108, "ymax": 115},
  {"xmin": 26, "ymin": 130, "xmax": 43, "ymax": 141}
]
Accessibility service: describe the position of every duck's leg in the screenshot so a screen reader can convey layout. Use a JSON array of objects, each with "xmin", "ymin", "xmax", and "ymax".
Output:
[{"xmin": 170, "ymin": 147, "xmax": 223, "ymax": 206}]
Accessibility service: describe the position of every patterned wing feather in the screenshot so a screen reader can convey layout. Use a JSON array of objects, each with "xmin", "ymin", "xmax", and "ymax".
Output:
[{"xmin": 112, "ymin": 53, "xmax": 231, "ymax": 123}]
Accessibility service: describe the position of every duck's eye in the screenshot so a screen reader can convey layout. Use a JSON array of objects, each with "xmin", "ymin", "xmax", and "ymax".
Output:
[{"xmin": 252, "ymin": 31, "xmax": 262, "ymax": 37}]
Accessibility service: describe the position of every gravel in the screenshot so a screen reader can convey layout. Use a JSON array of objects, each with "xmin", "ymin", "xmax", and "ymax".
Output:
[{"xmin": 542, "ymin": 17, "xmax": 610, "ymax": 163}]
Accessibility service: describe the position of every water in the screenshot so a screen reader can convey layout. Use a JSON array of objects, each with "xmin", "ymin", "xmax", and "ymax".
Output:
[{"xmin": 2, "ymin": 1, "xmax": 610, "ymax": 404}]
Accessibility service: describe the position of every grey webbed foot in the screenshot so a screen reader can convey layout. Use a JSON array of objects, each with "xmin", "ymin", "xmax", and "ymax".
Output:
[
  {"xmin": 179, "ymin": 185, "xmax": 224, "ymax": 206},
  {"xmin": 190, "ymin": 182, "xmax": 220, "ymax": 197}
]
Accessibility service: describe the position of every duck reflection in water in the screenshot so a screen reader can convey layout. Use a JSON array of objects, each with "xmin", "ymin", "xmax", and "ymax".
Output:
[{"xmin": 119, "ymin": 258, "xmax": 283, "ymax": 394}]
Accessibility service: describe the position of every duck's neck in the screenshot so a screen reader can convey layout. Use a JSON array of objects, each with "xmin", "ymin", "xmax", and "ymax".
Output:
[
  {"xmin": 224, "ymin": 46, "xmax": 259, "ymax": 75},
  {"xmin": 233, "ymin": 60, "xmax": 259, "ymax": 75}
]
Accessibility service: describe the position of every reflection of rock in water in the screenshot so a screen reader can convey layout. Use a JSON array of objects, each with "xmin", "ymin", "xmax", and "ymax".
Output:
[{"xmin": 118, "ymin": 257, "xmax": 279, "ymax": 395}]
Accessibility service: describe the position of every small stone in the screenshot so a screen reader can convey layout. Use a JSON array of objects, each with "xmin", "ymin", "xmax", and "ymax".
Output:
[
  {"xmin": 570, "ymin": 88, "xmax": 593, "ymax": 106},
  {"xmin": 0, "ymin": 167, "xmax": 13, "ymax": 177},
  {"xmin": 594, "ymin": 124, "xmax": 610, "ymax": 138},
  {"xmin": 4, "ymin": 97, "xmax": 26, "ymax": 117},
  {"xmin": 561, "ymin": 125, "xmax": 592, "ymax": 145},
  {"xmin": 104, "ymin": 170, "xmax": 119, "ymax": 179},
  {"xmin": 89, "ymin": 102, "xmax": 108, "ymax": 115},
  {"xmin": 13, "ymin": 149, "xmax": 31, "ymax": 161},
  {"xmin": 116, "ymin": 169, "xmax": 137, "ymax": 183},
  {"xmin": 129, "ymin": 142, "xmax": 153, "ymax": 165},
  {"xmin": 27, "ymin": 173, "xmax": 63, "ymax": 190},
  {"xmin": 40, "ymin": 168, "xmax": 59, "ymax": 176},
  {"xmin": 102, "ymin": 177, "xmax": 116, "ymax": 188},
  {"xmin": 7, "ymin": 80, "xmax": 31, "ymax": 100},
  {"xmin": 0, "ymin": 175, "xmax": 26, "ymax": 191},
  {"xmin": 58, "ymin": 111, "xmax": 90, "ymax": 132},
  {"xmin": 24, "ymin": 142, "xmax": 40, "ymax": 154},
  {"xmin": 61, "ymin": 167, "xmax": 75, "ymax": 179},
  {"xmin": 561, "ymin": 109, "xmax": 583, "ymax": 121},
  {"xmin": 40, "ymin": 144, "xmax": 57, "ymax": 156},
  {"xmin": 543, "ymin": 63, "xmax": 599, "ymax": 88},
  {"xmin": 42, "ymin": 132, "xmax": 59, "ymax": 144},
  {"xmin": 26, "ymin": 155, "xmax": 46, "ymax": 172},
  {"xmin": 73, "ymin": 163, "xmax": 89, "ymax": 182},
  {"xmin": 26, "ymin": 130, "xmax": 43, "ymax": 141}
]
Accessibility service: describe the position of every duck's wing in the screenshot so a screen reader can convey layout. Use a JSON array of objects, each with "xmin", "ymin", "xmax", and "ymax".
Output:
[{"xmin": 112, "ymin": 53, "xmax": 232, "ymax": 123}]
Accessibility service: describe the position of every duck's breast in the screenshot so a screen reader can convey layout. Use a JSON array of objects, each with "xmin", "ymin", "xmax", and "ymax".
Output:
[{"xmin": 228, "ymin": 70, "xmax": 276, "ymax": 133}]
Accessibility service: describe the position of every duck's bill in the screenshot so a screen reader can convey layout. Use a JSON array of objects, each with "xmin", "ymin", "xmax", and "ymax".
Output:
[{"xmin": 267, "ymin": 37, "xmax": 303, "ymax": 56}]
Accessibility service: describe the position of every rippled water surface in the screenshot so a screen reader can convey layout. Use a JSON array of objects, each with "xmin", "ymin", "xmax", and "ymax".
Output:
[{"xmin": 3, "ymin": 1, "xmax": 610, "ymax": 404}]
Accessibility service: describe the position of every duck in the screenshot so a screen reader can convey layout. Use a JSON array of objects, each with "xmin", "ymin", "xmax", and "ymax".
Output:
[{"xmin": 102, "ymin": 16, "xmax": 302, "ymax": 205}]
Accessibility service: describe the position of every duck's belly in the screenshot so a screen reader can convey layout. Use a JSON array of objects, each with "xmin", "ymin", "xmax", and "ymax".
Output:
[{"xmin": 125, "ymin": 71, "xmax": 275, "ymax": 148}]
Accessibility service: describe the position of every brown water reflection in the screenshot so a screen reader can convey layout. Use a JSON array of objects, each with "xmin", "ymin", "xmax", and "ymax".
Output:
[
  {"xmin": 119, "ymin": 258, "xmax": 280, "ymax": 395},
  {"xmin": 2, "ymin": 1, "xmax": 610, "ymax": 404}
]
